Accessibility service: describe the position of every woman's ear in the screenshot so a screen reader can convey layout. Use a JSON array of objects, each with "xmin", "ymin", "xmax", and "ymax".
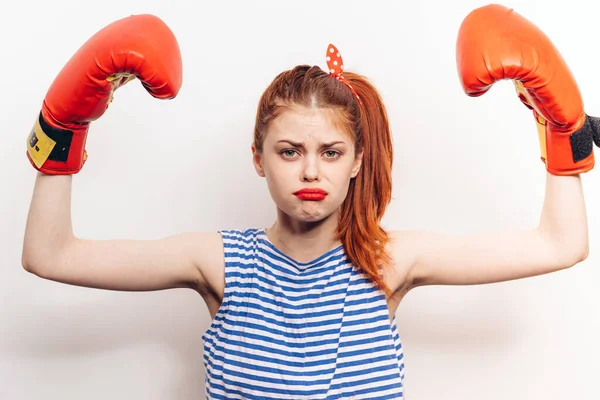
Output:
[
  {"xmin": 251, "ymin": 144, "xmax": 265, "ymax": 177},
  {"xmin": 351, "ymin": 150, "xmax": 363, "ymax": 178}
]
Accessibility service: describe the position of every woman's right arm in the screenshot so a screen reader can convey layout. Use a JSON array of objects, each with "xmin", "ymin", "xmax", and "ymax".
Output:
[
  {"xmin": 20, "ymin": 16, "xmax": 225, "ymax": 295},
  {"xmin": 22, "ymin": 173, "xmax": 223, "ymax": 294}
]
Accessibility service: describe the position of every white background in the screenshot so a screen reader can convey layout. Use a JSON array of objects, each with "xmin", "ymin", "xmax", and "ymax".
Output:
[{"xmin": 2, "ymin": 0, "xmax": 599, "ymax": 399}]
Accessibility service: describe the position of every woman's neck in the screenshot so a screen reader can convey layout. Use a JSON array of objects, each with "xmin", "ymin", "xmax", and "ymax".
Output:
[{"xmin": 266, "ymin": 209, "xmax": 342, "ymax": 263}]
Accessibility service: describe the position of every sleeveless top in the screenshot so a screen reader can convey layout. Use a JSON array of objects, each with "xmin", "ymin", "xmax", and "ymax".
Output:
[{"xmin": 202, "ymin": 228, "xmax": 405, "ymax": 399}]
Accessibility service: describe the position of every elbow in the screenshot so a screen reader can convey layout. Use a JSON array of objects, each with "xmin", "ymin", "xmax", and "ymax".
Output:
[
  {"xmin": 574, "ymin": 235, "xmax": 590, "ymax": 265},
  {"xmin": 21, "ymin": 251, "xmax": 43, "ymax": 276},
  {"xmin": 576, "ymin": 243, "xmax": 589, "ymax": 264},
  {"xmin": 540, "ymin": 227, "xmax": 589, "ymax": 270},
  {"xmin": 22, "ymin": 235, "xmax": 75, "ymax": 277},
  {"xmin": 579, "ymin": 239, "xmax": 590, "ymax": 262},
  {"xmin": 21, "ymin": 248, "xmax": 53, "ymax": 278},
  {"xmin": 21, "ymin": 247, "xmax": 35, "ymax": 273},
  {"xmin": 559, "ymin": 242, "xmax": 589, "ymax": 269}
]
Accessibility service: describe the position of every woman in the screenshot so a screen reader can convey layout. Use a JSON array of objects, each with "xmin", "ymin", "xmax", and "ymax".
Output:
[{"xmin": 21, "ymin": 5, "xmax": 591, "ymax": 400}]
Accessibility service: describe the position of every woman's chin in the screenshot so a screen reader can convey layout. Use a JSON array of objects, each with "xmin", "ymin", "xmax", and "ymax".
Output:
[{"xmin": 282, "ymin": 203, "xmax": 339, "ymax": 224}]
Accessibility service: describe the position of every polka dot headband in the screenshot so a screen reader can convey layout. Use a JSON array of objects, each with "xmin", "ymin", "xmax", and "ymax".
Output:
[{"xmin": 326, "ymin": 43, "xmax": 363, "ymax": 106}]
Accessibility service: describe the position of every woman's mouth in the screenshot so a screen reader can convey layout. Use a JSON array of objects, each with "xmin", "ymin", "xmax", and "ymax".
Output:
[{"xmin": 293, "ymin": 188, "xmax": 328, "ymax": 201}]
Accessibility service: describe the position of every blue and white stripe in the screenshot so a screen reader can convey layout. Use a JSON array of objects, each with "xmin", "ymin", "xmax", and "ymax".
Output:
[{"xmin": 202, "ymin": 228, "xmax": 405, "ymax": 399}]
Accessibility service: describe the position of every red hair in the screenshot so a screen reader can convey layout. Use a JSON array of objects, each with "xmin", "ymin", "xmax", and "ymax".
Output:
[{"xmin": 253, "ymin": 65, "xmax": 394, "ymax": 297}]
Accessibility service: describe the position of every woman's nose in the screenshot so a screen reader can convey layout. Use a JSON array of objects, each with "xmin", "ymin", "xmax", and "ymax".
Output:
[{"xmin": 301, "ymin": 156, "xmax": 320, "ymax": 182}]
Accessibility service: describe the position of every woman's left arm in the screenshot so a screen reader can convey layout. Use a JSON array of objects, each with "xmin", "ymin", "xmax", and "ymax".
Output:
[
  {"xmin": 390, "ymin": 4, "xmax": 595, "ymax": 291},
  {"xmin": 395, "ymin": 171, "xmax": 589, "ymax": 289}
]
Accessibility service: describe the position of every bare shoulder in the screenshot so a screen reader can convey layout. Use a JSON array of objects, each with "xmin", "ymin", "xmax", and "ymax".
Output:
[
  {"xmin": 384, "ymin": 229, "xmax": 425, "ymax": 293},
  {"xmin": 186, "ymin": 231, "xmax": 225, "ymax": 298}
]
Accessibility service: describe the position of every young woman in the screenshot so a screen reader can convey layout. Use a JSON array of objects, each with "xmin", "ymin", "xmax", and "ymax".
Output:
[{"xmin": 21, "ymin": 4, "xmax": 591, "ymax": 400}]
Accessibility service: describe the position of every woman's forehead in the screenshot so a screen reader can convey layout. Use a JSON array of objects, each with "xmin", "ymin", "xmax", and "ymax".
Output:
[{"xmin": 267, "ymin": 106, "xmax": 353, "ymax": 143}]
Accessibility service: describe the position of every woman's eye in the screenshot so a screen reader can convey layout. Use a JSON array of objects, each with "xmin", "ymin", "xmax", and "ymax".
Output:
[
  {"xmin": 324, "ymin": 150, "xmax": 340, "ymax": 158},
  {"xmin": 281, "ymin": 149, "xmax": 298, "ymax": 158}
]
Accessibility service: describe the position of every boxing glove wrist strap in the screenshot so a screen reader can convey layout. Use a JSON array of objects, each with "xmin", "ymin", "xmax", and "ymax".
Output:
[
  {"xmin": 571, "ymin": 114, "xmax": 600, "ymax": 163},
  {"xmin": 27, "ymin": 112, "xmax": 76, "ymax": 169}
]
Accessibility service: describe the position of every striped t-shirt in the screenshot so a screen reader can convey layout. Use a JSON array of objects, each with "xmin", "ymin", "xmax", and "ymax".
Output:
[{"xmin": 202, "ymin": 228, "xmax": 405, "ymax": 399}]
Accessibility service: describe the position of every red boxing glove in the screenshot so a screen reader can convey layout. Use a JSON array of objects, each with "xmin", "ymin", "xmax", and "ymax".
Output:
[
  {"xmin": 456, "ymin": 4, "xmax": 600, "ymax": 175},
  {"xmin": 26, "ymin": 14, "xmax": 182, "ymax": 174}
]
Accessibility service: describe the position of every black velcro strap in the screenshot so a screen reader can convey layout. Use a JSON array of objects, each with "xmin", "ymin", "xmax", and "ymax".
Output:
[
  {"xmin": 37, "ymin": 112, "xmax": 74, "ymax": 163},
  {"xmin": 588, "ymin": 115, "xmax": 600, "ymax": 148},
  {"xmin": 570, "ymin": 115, "xmax": 594, "ymax": 163}
]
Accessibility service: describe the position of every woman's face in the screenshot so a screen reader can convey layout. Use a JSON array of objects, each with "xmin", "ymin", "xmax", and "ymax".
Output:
[{"xmin": 252, "ymin": 105, "xmax": 362, "ymax": 223}]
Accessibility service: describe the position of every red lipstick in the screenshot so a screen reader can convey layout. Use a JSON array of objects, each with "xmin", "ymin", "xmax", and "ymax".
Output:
[{"xmin": 294, "ymin": 188, "xmax": 328, "ymax": 201}]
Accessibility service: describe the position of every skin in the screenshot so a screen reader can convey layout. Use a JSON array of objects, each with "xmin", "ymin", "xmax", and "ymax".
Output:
[
  {"xmin": 251, "ymin": 105, "xmax": 362, "ymax": 265},
  {"xmin": 22, "ymin": 104, "xmax": 589, "ymax": 323}
]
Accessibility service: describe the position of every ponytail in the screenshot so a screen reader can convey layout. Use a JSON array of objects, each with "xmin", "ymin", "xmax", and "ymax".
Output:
[{"xmin": 336, "ymin": 72, "xmax": 394, "ymax": 297}]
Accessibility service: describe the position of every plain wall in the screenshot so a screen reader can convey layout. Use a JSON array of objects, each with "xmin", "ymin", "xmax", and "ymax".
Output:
[{"xmin": 2, "ymin": 0, "xmax": 599, "ymax": 398}]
